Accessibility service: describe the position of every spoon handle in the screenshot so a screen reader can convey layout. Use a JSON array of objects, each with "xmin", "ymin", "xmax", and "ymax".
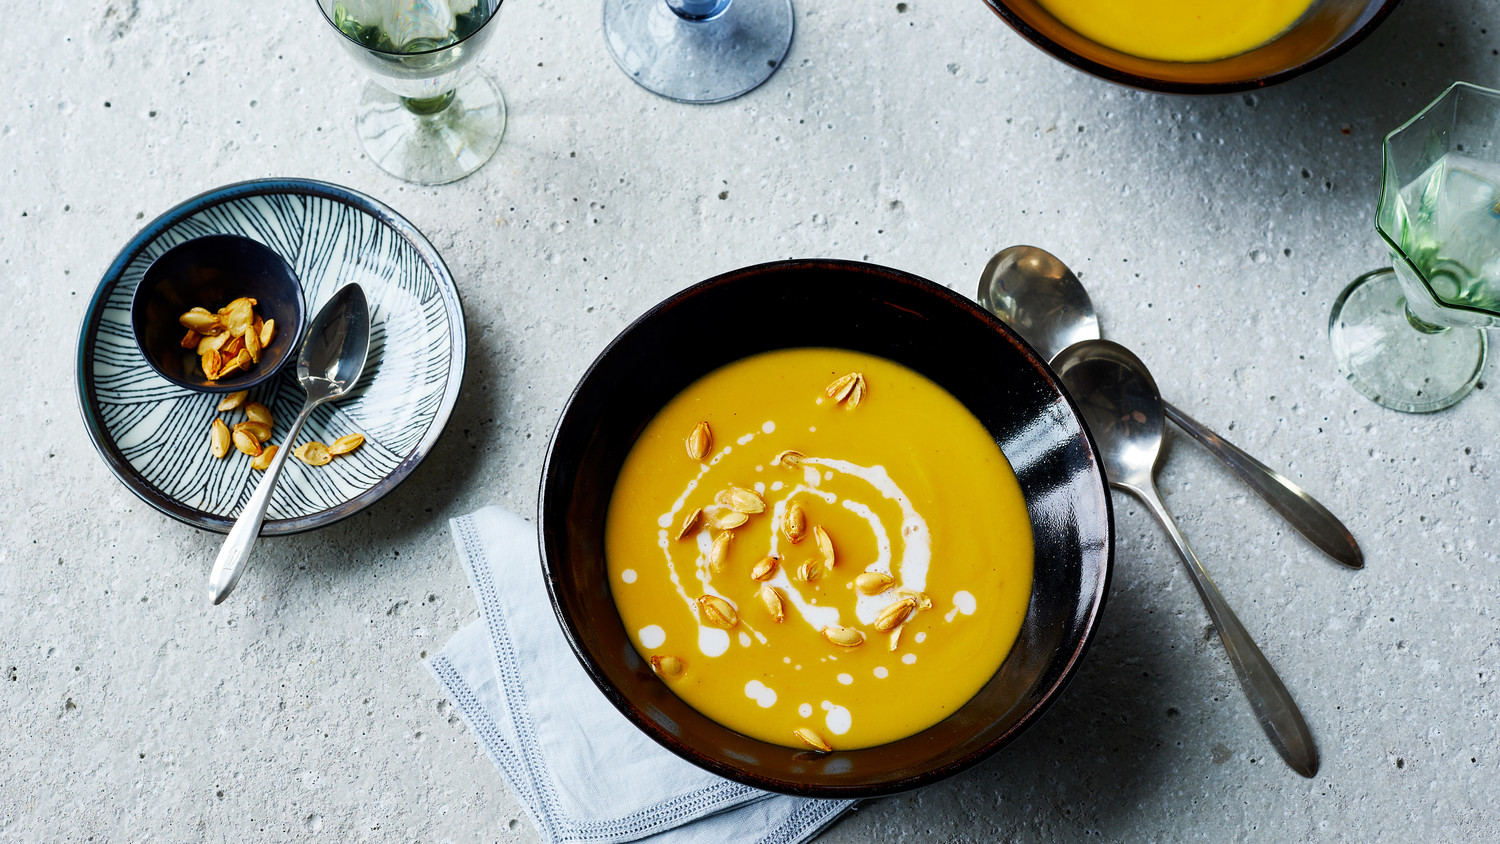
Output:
[
  {"xmin": 1162, "ymin": 401, "xmax": 1362, "ymax": 570},
  {"xmin": 207, "ymin": 402, "xmax": 318, "ymax": 605},
  {"xmin": 1129, "ymin": 481, "xmax": 1320, "ymax": 778}
]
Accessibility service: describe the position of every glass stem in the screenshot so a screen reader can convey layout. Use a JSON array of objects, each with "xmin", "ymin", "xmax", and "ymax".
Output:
[
  {"xmin": 667, "ymin": 0, "xmax": 733, "ymax": 21},
  {"xmin": 401, "ymin": 90, "xmax": 457, "ymax": 116},
  {"xmin": 1402, "ymin": 300, "xmax": 1450, "ymax": 334}
]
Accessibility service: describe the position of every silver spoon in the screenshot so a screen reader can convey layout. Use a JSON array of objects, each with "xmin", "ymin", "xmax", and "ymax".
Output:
[
  {"xmin": 979, "ymin": 245, "xmax": 1362, "ymax": 570},
  {"xmin": 1053, "ymin": 338, "xmax": 1319, "ymax": 778},
  {"xmin": 207, "ymin": 284, "xmax": 372, "ymax": 605}
]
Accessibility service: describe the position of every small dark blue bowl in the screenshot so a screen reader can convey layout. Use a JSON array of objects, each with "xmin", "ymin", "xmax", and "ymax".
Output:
[{"xmin": 130, "ymin": 234, "xmax": 307, "ymax": 393}]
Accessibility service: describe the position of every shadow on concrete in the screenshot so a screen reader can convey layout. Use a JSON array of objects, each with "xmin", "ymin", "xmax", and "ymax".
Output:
[
  {"xmin": 275, "ymin": 299, "xmax": 514, "ymax": 587},
  {"xmin": 882, "ymin": 572, "xmax": 1182, "ymax": 836}
]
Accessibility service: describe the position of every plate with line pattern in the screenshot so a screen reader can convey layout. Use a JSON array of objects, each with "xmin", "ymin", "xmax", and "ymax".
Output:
[{"xmin": 76, "ymin": 178, "xmax": 466, "ymax": 535}]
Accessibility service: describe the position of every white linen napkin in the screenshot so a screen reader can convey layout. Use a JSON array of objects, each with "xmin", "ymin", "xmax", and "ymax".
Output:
[{"xmin": 427, "ymin": 506, "xmax": 856, "ymax": 844}]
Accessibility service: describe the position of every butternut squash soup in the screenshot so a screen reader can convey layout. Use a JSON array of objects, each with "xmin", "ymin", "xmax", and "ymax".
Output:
[
  {"xmin": 605, "ymin": 348, "xmax": 1034, "ymax": 751},
  {"xmin": 1036, "ymin": 0, "xmax": 1316, "ymax": 62}
]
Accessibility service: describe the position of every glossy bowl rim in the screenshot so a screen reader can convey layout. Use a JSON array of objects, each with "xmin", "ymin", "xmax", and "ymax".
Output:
[
  {"xmin": 128, "ymin": 232, "xmax": 309, "ymax": 393},
  {"xmin": 538, "ymin": 258, "xmax": 1114, "ymax": 797},
  {"xmin": 979, "ymin": 0, "xmax": 1404, "ymax": 94}
]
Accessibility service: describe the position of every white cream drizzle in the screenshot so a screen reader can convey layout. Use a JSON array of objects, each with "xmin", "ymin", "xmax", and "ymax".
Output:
[
  {"xmin": 745, "ymin": 680, "xmax": 777, "ymax": 708},
  {"xmin": 804, "ymin": 457, "xmax": 932, "ymax": 626},
  {"xmin": 699, "ymin": 628, "xmax": 730, "ymax": 657},
  {"xmin": 639, "ymin": 625, "xmax": 665, "ymax": 649},
  {"xmin": 953, "ymin": 590, "xmax": 977, "ymax": 615},
  {"xmin": 821, "ymin": 701, "xmax": 852, "ymax": 735},
  {"xmin": 648, "ymin": 429, "xmax": 941, "ymax": 667}
]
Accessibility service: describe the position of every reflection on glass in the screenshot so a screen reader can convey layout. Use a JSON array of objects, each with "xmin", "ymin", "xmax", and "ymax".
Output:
[
  {"xmin": 1329, "ymin": 82, "xmax": 1500, "ymax": 412},
  {"xmin": 602, "ymin": 0, "xmax": 793, "ymax": 104},
  {"xmin": 318, "ymin": 0, "xmax": 506, "ymax": 185}
]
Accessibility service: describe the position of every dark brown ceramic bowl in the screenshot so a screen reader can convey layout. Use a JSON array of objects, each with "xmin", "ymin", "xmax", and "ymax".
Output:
[
  {"xmin": 981, "ymin": 0, "xmax": 1402, "ymax": 93},
  {"xmin": 540, "ymin": 259, "xmax": 1113, "ymax": 797}
]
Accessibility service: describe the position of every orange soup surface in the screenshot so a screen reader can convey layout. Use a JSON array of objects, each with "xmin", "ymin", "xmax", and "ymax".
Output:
[
  {"xmin": 1036, "ymin": 0, "xmax": 1316, "ymax": 62},
  {"xmin": 605, "ymin": 348, "xmax": 1034, "ymax": 750}
]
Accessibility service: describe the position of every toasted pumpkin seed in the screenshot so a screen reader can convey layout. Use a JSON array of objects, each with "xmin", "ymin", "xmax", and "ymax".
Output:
[
  {"xmin": 825, "ymin": 372, "xmax": 857, "ymax": 402},
  {"xmin": 897, "ymin": 590, "xmax": 934, "ymax": 611},
  {"xmin": 794, "ymin": 727, "xmax": 832, "ymax": 752},
  {"xmin": 243, "ymin": 402, "xmax": 273, "ymax": 427},
  {"xmin": 650, "ymin": 655, "xmax": 684, "ymax": 677},
  {"xmin": 782, "ymin": 501, "xmax": 807, "ymax": 544},
  {"xmin": 294, "ymin": 441, "xmax": 333, "ymax": 466},
  {"xmin": 329, "ymin": 433, "xmax": 365, "ymax": 455},
  {"xmin": 250, "ymin": 444, "xmax": 278, "ymax": 471},
  {"xmin": 685, "ymin": 421, "xmax": 711, "ymax": 461},
  {"xmin": 855, "ymin": 572, "xmax": 894, "ymax": 596},
  {"xmin": 874, "ymin": 597, "xmax": 918, "ymax": 631},
  {"xmin": 697, "ymin": 595, "xmax": 738, "ymax": 629},
  {"xmin": 244, "ymin": 320, "xmax": 262, "ymax": 362},
  {"xmin": 222, "ymin": 298, "xmax": 256, "ymax": 336},
  {"xmin": 772, "ymin": 449, "xmax": 804, "ymax": 467},
  {"xmin": 180, "ymin": 329, "xmax": 201, "ymax": 349},
  {"xmin": 201, "ymin": 349, "xmax": 223, "ymax": 380},
  {"xmin": 209, "ymin": 418, "xmax": 232, "ymax": 459},
  {"xmin": 675, "ymin": 507, "xmax": 703, "ymax": 541},
  {"xmin": 709, "ymin": 531, "xmax": 732, "ymax": 574},
  {"xmin": 216, "ymin": 390, "xmax": 249, "ymax": 412},
  {"xmin": 180, "ymin": 310, "xmax": 225, "ymax": 334},
  {"xmin": 814, "ymin": 525, "xmax": 834, "ymax": 567},
  {"xmin": 259, "ymin": 318, "xmax": 276, "ymax": 348},
  {"xmin": 889, "ymin": 625, "xmax": 903, "ymax": 652},
  {"xmin": 717, "ymin": 485, "xmax": 765, "ymax": 514},
  {"xmin": 232, "ymin": 428, "xmax": 262, "ymax": 457},
  {"xmin": 758, "ymin": 584, "xmax": 786, "ymax": 623},
  {"xmin": 821, "ymin": 626, "xmax": 864, "ymax": 648},
  {"xmin": 218, "ymin": 349, "xmax": 252, "ymax": 378},
  {"xmin": 197, "ymin": 331, "xmax": 232, "ymax": 355},
  {"xmin": 824, "ymin": 372, "xmax": 867, "ymax": 409},
  {"xmin": 797, "ymin": 560, "xmax": 822, "ymax": 583},
  {"xmin": 234, "ymin": 421, "xmax": 273, "ymax": 443},
  {"xmin": 750, "ymin": 555, "xmax": 779, "ymax": 581},
  {"xmin": 847, "ymin": 376, "xmax": 866, "ymax": 408},
  {"xmin": 704, "ymin": 507, "xmax": 749, "ymax": 531}
]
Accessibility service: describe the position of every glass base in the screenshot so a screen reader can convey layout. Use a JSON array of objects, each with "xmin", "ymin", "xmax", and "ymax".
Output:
[
  {"xmin": 1329, "ymin": 268, "xmax": 1488, "ymax": 413},
  {"xmin": 603, "ymin": 0, "xmax": 794, "ymax": 104},
  {"xmin": 355, "ymin": 70, "xmax": 505, "ymax": 185}
]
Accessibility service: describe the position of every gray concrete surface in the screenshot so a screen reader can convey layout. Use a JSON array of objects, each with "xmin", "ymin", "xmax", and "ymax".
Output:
[{"xmin": 4, "ymin": 0, "xmax": 1499, "ymax": 840}]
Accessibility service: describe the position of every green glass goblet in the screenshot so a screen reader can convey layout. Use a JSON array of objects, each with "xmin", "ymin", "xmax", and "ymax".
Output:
[
  {"xmin": 318, "ymin": 0, "xmax": 505, "ymax": 185},
  {"xmin": 1329, "ymin": 81, "xmax": 1500, "ymax": 413}
]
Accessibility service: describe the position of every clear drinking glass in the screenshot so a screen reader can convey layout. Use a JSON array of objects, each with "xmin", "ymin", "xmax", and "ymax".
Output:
[
  {"xmin": 603, "ymin": 0, "xmax": 794, "ymax": 104},
  {"xmin": 1329, "ymin": 81, "xmax": 1500, "ymax": 413},
  {"xmin": 318, "ymin": 0, "xmax": 505, "ymax": 185}
]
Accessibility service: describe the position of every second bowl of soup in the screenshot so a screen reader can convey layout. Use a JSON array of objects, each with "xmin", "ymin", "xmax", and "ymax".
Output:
[{"xmin": 541, "ymin": 259, "xmax": 1112, "ymax": 796}]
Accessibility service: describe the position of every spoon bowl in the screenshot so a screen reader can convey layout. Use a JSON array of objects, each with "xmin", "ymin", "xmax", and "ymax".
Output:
[
  {"xmin": 1052, "ymin": 339, "xmax": 1319, "ymax": 778},
  {"xmin": 1051, "ymin": 340, "xmax": 1165, "ymax": 492},
  {"xmin": 207, "ymin": 284, "xmax": 372, "ymax": 604},
  {"xmin": 979, "ymin": 245, "xmax": 1099, "ymax": 362}
]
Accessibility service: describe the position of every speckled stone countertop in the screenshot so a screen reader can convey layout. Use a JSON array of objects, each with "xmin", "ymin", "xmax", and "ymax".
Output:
[{"xmin": 4, "ymin": 0, "xmax": 1498, "ymax": 840}]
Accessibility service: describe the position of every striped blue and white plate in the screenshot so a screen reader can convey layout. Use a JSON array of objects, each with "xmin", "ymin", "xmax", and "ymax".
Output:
[{"xmin": 76, "ymin": 179, "xmax": 466, "ymax": 535}]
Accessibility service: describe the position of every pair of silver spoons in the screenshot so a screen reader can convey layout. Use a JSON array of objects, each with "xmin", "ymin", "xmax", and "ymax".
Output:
[{"xmin": 980, "ymin": 245, "xmax": 1361, "ymax": 779}]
